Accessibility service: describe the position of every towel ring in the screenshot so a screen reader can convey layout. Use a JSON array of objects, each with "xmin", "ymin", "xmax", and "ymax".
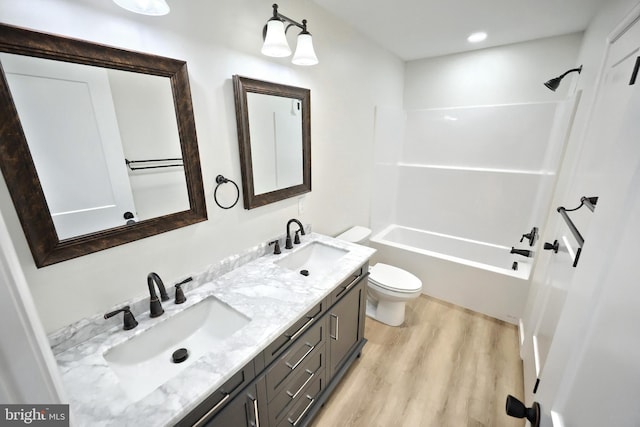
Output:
[{"xmin": 214, "ymin": 175, "xmax": 240, "ymax": 209}]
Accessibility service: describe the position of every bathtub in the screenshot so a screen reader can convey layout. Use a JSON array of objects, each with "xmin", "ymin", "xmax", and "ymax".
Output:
[{"xmin": 369, "ymin": 224, "xmax": 531, "ymax": 324}]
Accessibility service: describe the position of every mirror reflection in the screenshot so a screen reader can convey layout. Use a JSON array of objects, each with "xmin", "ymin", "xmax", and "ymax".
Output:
[
  {"xmin": 1, "ymin": 53, "xmax": 190, "ymax": 239},
  {"xmin": 247, "ymin": 92, "xmax": 303, "ymax": 195}
]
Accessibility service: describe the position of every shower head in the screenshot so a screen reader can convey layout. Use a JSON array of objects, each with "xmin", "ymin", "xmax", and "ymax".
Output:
[{"xmin": 544, "ymin": 65, "xmax": 583, "ymax": 91}]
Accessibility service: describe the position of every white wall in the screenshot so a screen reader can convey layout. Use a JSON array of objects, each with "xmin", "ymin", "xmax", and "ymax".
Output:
[
  {"xmin": 0, "ymin": 0, "xmax": 404, "ymax": 332},
  {"xmin": 404, "ymin": 33, "xmax": 584, "ymax": 109}
]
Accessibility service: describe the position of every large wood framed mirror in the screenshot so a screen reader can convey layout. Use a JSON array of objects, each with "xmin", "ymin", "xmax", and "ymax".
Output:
[
  {"xmin": 232, "ymin": 75, "xmax": 311, "ymax": 209},
  {"xmin": 0, "ymin": 24, "xmax": 207, "ymax": 267}
]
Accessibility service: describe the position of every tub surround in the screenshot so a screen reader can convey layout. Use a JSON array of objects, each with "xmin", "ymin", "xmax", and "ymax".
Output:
[{"xmin": 48, "ymin": 232, "xmax": 375, "ymax": 426}]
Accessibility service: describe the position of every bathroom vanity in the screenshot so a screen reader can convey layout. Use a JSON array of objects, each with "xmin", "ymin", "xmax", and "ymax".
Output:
[
  {"xmin": 48, "ymin": 233, "xmax": 375, "ymax": 426},
  {"xmin": 178, "ymin": 264, "xmax": 368, "ymax": 427}
]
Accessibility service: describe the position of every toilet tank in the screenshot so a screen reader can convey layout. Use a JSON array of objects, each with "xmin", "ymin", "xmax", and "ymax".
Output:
[{"xmin": 335, "ymin": 226, "xmax": 372, "ymax": 244}]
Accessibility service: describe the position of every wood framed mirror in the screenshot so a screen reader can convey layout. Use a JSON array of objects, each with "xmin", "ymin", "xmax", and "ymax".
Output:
[
  {"xmin": 232, "ymin": 75, "xmax": 311, "ymax": 209},
  {"xmin": 0, "ymin": 24, "xmax": 207, "ymax": 267}
]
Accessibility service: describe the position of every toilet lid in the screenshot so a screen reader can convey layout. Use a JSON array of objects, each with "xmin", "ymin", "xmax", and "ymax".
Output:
[{"xmin": 369, "ymin": 263, "xmax": 422, "ymax": 293}]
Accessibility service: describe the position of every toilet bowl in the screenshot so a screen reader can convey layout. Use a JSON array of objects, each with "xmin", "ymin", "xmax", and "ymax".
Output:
[{"xmin": 336, "ymin": 226, "xmax": 423, "ymax": 326}]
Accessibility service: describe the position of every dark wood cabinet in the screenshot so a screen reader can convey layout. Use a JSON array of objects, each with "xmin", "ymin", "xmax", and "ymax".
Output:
[
  {"xmin": 177, "ymin": 262, "xmax": 368, "ymax": 427},
  {"xmin": 328, "ymin": 277, "xmax": 365, "ymax": 378},
  {"xmin": 175, "ymin": 361, "xmax": 256, "ymax": 427},
  {"xmin": 201, "ymin": 381, "xmax": 261, "ymax": 427}
]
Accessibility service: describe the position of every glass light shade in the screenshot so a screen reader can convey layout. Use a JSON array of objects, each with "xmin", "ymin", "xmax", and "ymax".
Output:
[
  {"xmin": 113, "ymin": 0, "xmax": 169, "ymax": 16},
  {"xmin": 292, "ymin": 33, "xmax": 318, "ymax": 66},
  {"xmin": 261, "ymin": 20, "xmax": 292, "ymax": 57}
]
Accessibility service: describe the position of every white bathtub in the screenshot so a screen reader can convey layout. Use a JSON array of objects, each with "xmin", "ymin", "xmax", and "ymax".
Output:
[{"xmin": 370, "ymin": 224, "xmax": 531, "ymax": 324}]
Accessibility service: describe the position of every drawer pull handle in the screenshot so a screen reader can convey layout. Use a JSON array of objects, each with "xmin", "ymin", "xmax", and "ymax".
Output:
[
  {"xmin": 251, "ymin": 395, "xmax": 260, "ymax": 427},
  {"xmin": 289, "ymin": 395, "xmax": 315, "ymax": 426},
  {"xmin": 286, "ymin": 369, "xmax": 315, "ymax": 399},
  {"xmin": 287, "ymin": 317, "xmax": 315, "ymax": 341},
  {"xmin": 330, "ymin": 314, "xmax": 339, "ymax": 341},
  {"xmin": 193, "ymin": 393, "xmax": 230, "ymax": 427},
  {"xmin": 286, "ymin": 343, "xmax": 315, "ymax": 370},
  {"xmin": 335, "ymin": 271, "xmax": 369, "ymax": 298},
  {"xmin": 343, "ymin": 271, "xmax": 365, "ymax": 292}
]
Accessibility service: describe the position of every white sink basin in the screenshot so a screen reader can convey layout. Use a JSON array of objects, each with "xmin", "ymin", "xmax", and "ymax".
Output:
[
  {"xmin": 103, "ymin": 296, "xmax": 250, "ymax": 401},
  {"xmin": 276, "ymin": 242, "xmax": 348, "ymax": 275}
]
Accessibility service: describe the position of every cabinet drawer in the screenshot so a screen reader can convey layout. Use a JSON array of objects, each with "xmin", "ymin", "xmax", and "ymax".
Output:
[
  {"xmin": 263, "ymin": 299, "xmax": 326, "ymax": 366},
  {"xmin": 175, "ymin": 361, "xmax": 255, "ymax": 427},
  {"xmin": 268, "ymin": 345, "xmax": 326, "ymax": 425},
  {"xmin": 276, "ymin": 374, "xmax": 324, "ymax": 427},
  {"xmin": 266, "ymin": 316, "xmax": 326, "ymax": 400},
  {"xmin": 329, "ymin": 265, "xmax": 367, "ymax": 305}
]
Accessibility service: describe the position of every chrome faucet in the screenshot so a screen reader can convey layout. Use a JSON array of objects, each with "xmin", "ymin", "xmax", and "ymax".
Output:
[
  {"xmin": 285, "ymin": 219, "xmax": 306, "ymax": 249},
  {"xmin": 147, "ymin": 272, "xmax": 170, "ymax": 318}
]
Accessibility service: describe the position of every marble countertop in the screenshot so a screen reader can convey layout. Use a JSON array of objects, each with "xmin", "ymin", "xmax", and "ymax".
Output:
[{"xmin": 53, "ymin": 233, "xmax": 375, "ymax": 426}]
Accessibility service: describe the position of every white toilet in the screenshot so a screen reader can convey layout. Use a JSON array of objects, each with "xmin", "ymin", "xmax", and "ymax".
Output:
[{"xmin": 336, "ymin": 226, "xmax": 423, "ymax": 326}]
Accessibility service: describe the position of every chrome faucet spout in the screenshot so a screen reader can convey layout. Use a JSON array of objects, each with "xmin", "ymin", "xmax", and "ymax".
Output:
[
  {"xmin": 147, "ymin": 272, "xmax": 169, "ymax": 318},
  {"xmin": 285, "ymin": 219, "xmax": 305, "ymax": 249}
]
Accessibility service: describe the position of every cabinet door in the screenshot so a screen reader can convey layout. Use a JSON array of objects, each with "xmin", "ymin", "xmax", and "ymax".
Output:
[
  {"xmin": 202, "ymin": 383, "xmax": 260, "ymax": 427},
  {"xmin": 175, "ymin": 361, "xmax": 256, "ymax": 427},
  {"xmin": 328, "ymin": 278, "xmax": 365, "ymax": 378}
]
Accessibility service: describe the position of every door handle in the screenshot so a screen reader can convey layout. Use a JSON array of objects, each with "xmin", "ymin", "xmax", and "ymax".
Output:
[{"xmin": 330, "ymin": 314, "xmax": 339, "ymax": 340}]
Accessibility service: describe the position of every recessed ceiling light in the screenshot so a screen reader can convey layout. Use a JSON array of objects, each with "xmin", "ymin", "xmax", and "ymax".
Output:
[{"xmin": 467, "ymin": 32, "xmax": 487, "ymax": 43}]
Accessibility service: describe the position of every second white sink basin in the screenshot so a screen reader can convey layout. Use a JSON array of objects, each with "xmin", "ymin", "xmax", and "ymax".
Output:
[
  {"xmin": 103, "ymin": 296, "xmax": 250, "ymax": 401},
  {"xmin": 276, "ymin": 242, "xmax": 348, "ymax": 275}
]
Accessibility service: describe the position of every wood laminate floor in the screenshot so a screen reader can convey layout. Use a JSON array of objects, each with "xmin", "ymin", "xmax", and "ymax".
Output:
[{"xmin": 311, "ymin": 295, "xmax": 525, "ymax": 427}]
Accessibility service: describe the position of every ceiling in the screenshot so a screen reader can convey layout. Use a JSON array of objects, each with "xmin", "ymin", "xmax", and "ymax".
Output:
[{"xmin": 311, "ymin": 0, "xmax": 607, "ymax": 61}]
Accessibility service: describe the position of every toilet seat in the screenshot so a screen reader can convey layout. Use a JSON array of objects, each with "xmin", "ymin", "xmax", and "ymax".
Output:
[{"xmin": 369, "ymin": 263, "xmax": 422, "ymax": 294}]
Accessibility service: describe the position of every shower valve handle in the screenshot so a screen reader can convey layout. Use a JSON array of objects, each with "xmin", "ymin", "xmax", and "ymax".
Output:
[
  {"xmin": 520, "ymin": 227, "xmax": 538, "ymax": 247},
  {"xmin": 544, "ymin": 240, "xmax": 559, "ymax": 253}
]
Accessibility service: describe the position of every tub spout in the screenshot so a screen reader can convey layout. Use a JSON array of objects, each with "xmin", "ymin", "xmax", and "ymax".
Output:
[{"xmin": 510, "ymin": 247, "xmax": 532, "ymax": 258}]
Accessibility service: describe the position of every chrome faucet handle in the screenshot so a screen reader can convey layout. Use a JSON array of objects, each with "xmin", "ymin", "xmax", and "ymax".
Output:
[{"xmin": 104, "ymin": 306, "xmax": 138, "ymax": 330}]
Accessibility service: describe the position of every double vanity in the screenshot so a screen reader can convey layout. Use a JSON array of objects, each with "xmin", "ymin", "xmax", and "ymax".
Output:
[{"xmin": 50, "ymin": 233, "xmax": 375, "ymax": 426}]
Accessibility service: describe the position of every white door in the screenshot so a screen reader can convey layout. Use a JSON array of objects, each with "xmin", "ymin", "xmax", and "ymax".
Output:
[
  {"xmin": 520, "ymin": 94, "xmax": 586, "ymax": 406},
  {"xmin": 534, "ymin": 11, "xmax": 640, "ymax": 426},
  {"xmin": 1, "ymin": 53, "xmax": 137, "ymax": 240}
]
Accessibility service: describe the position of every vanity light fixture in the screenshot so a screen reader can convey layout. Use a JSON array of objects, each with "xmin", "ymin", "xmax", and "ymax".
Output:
[
  {"xmin": 467, "ymin": 32, "xmax": 487, "ymax": 43},
  {"xmin": 544, "ymin": 65, "xmax": 583, "ymax": 91},
  {"xmin": 113, "ymin": 0, "xmax": 170, "ymax": 16},
  {"xmin": 261, "ymin": 3, "xmax": 319, "ymax": 66}
]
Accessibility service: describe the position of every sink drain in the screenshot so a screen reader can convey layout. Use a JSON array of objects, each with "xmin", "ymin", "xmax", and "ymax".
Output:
[
  {"xmin": 300, "ymin": 269, "xmax": 309, "ymax": 276},
  {"xmin": 172, "ymin": 348, "xmax": 189, "ymax": 363}
]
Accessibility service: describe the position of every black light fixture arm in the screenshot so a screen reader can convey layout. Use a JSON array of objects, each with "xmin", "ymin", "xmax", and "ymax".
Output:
[{"xmin": 264, "ymin": 3, "xmax": 310, "ymax": 38}]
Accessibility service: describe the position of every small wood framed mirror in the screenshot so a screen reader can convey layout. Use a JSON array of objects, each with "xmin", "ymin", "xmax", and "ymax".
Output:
[{"xmin": 232, "ymin": 75, "xmax": 311, "ymax": 209}]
